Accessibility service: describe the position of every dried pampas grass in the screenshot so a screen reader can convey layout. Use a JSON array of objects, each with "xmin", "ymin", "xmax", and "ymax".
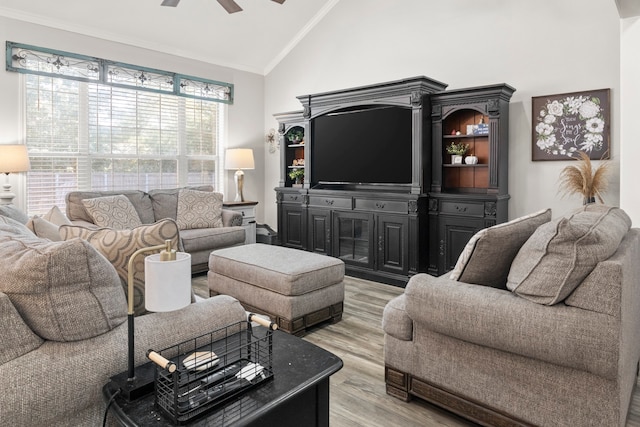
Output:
[{"xmin": 558, "ymin": 151, "xmax": 610, "ymax": 203}]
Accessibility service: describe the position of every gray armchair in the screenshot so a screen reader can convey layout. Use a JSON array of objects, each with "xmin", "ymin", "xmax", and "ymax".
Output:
[{"xmin": 384, "ymin": 205, "xmax": 640, "ymax": 427}]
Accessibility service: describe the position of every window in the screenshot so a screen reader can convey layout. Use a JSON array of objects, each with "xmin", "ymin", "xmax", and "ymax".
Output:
[{"xmin": 24, "ymin": 74, "xmax": 225, "ymax": 215}]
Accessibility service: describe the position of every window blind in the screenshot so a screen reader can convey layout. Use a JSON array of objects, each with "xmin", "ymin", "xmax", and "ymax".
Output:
[{"xmin": 25, "ymin": 74, "xmax": 223, "ymax": 216}]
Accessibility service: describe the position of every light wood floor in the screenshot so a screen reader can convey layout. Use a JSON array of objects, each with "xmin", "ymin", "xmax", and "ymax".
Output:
[{"xmin": 194, "ymin": 274, "xmax": 640, "ymax": 426}]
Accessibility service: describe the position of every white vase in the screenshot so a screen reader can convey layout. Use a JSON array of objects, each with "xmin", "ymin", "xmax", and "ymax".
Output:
[
  {"xmin": 464, "ymin": 155, "xmax": 478, "ymax": 165},
  {"xmin": 451, "ymin": 155, "xmax": 463, "ymax": 164}
]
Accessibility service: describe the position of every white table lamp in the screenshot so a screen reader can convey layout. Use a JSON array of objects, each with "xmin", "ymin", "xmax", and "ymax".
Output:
[
  {"xmin": 225, "ymin": 148, "xmax": 255, "ymax": 202},
  {"xmin": 145, "ymin": 251, "xmax": 191, "ymax": 312},
  {"xmin": 0, "ymin": 144, "xmax": 30, "ymax": 205},
  {"xmin": 110, "ymin": 240, "xmax": 191, "ymax": 401}
]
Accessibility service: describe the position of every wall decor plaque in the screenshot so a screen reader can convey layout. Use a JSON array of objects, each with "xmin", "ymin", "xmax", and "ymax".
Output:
[{"xmin": 532, "ymin": 88, "xmax": 610, "ymax": 161}]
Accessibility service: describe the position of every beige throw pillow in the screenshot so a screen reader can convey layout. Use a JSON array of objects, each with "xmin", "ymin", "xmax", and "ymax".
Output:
[
  {"xmin": 449, "ymin": 209, "xmax": 552, "ymax": 289},
  {"xmin": 26, "ymin": 216, "xmax": 63, "ymax": 241},
  {"xmin": 507, "ymin": 205, "xmax": 631, "ymax": 305},
  {"xmin": 82, "ymin": 194, "xmax": 143, "ymax": 229},
  {"xmin": 176, "ymin": 189, "xmax": 223, "ymax": 230},
  {"xmin": 0, "ymin": 225, "xmax": 127, "ymax": 342},
  {"xmin": 59, "ymin": 219, "xmax": 181, "ymax": 316},
  {"xmin": 25, "ymin": 206, "xmax": 72, "ymax": 241},
  {"xmin": 43, "ymin": 205, "xmax": 71, "ymax": 226}
]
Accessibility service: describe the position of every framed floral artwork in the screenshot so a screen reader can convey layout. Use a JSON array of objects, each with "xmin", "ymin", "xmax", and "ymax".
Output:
[{"xmin": 532, "ymin": 88, "xmax": 610, "ymax": 161}]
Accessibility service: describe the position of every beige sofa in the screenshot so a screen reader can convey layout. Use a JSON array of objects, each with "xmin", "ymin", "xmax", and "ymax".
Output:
[
  {"xmin": 65, "ymin": 186, "xmax": 246, "ymax": 273},
  {"xmin": 0, "ymin": 214, "xmax": 247, "ymax": 427},
  {"xmin": 383, "ymin": 205, "xmax": 640, "ymax": 427}
]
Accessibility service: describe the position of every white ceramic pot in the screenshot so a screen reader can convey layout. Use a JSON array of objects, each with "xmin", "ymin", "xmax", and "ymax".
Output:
[
  {"xmin": 464, "ymin": 155, "xmax": 478, "ymax": 165},
  {"xmin": 451, "ymin": 155, "xmax": 463, "ymax": 164}
]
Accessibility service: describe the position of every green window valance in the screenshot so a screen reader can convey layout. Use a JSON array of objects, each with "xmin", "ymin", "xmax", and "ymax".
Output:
[{"xmin": 6, "ymin": 41, "xmax": 233, "ymax": 104}]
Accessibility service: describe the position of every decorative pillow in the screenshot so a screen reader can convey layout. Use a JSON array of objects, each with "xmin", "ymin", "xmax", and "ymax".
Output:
[
  {"xmin": 42, "ymin": 205, "xmax": 71, "ymax": 226},
  {"xmin": 176, "ymin": 189, "xmax": 223, "ymax": 230},
  {"xmin": 0, "ymin": 228, "xmax": 127, "ymax": 342},
  {"xmin": 149, "ymin": 186, "xmax": 213, "ymax": 222},
  {"xmin": 60, "ymin": 219, "xmax": 181, "ymax": 316},
  {"xmin": 507, "ymin": 205, "xmax": 632, "ymax": 305},
  {"xmin": 449, "ymin": 209, "xmax": 552, "ymax": 289},
  {"xmin": 26, "ymin": 216, "xmax": 63, "ymax": 241},
  {"xmin": 0, "ymin": 204, "xmax": 29, "ymax": 224},
  {"xmin": 82, "ymin": 194, "xmax": 143, "ymax": 229}
]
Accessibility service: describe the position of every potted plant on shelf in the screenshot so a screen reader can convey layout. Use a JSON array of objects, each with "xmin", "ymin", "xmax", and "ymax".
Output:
[
  {"xmin": 287, "ymin": 129, "xmax": 304, "ymax": 144},
  {"xmin": 288, "ymin": 168, "xmax": 305, "ymax": 187},
  {"xmin": 446, "ymin": 142, "xmax": 469, "ymax": 164}
]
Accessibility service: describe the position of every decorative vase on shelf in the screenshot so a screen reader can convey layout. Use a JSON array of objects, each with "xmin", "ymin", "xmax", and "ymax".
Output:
[
  {"xmin": 451, "ymin": 155, "xmax": 463, "ymax": 164},
  {"xmin": 464, "ymin": 155, "xmax": 478, "ymax": 165}
]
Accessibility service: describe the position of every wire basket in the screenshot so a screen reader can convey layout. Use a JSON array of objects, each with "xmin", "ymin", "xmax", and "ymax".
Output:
[{"xmin": 148, "ymin": 314, "xmax": 275, "ymax": 424}]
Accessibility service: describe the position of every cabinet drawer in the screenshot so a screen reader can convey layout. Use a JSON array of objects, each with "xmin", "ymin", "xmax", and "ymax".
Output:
[
  {"xmin": 308, "ymin": 196, "xmax": 352, "ymax": 209},
  {"xmin": 282, "ymin": 193, "xmax": 304, "ymax": 203},
  {"xmin": 440, "ymin": 201, "xmax": 484, "ymax": 217},
  {"xmin": 355, "ymin": 198, "xmax": 408, "ymax": 213},
  {"xmin": 234, "ymin": 207, "xmax": 256, "ymax": 219}
]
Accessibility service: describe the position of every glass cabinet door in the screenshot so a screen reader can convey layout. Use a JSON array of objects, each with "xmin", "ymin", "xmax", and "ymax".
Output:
[{"xmin": 333, "ymin": 211, "xmax": 374, "ymax": 269}]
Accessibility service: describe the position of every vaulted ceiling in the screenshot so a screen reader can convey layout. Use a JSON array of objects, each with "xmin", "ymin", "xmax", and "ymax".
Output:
[
  {"xmin": 0, "ymin": 0, "xmax": 337, "ymax": 75},
  {"xmin": 0, "ymin": 0, "xmax": 636, "ymax": 77}
]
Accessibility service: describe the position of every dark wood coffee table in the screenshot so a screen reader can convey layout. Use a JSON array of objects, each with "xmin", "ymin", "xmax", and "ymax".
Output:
[{"xmin": 103, "ymin": 329, "xmax": 343, "ymax": 426}]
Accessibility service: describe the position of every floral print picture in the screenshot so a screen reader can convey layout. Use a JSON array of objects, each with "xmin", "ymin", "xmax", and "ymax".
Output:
[{"xmin": 532, "ymin": 89, "xmax": 610, "ymax": 161}]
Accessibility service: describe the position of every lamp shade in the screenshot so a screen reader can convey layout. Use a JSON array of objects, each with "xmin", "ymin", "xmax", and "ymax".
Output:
[
  {"xmin": 145, "ymin": 252, "xmax": 191, "ymax": 312},
  {"xmin": 0, "ymin": 145, "xmax": 30, "ymax": 174},
  {"xmin": 225, "ymin": 148, "xmax": 255, "ymax": 170}
]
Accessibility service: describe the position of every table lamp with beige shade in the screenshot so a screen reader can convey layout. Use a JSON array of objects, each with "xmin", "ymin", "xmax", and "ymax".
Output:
[
  {"xmin": 225, "ymin": 148, "xmax": 255, "ymax": 202},
  {"xmin": 0, "ymin": 144, "xmax": 30, "ymax": 205}
]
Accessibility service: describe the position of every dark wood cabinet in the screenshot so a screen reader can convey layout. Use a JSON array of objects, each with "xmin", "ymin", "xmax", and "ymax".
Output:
[
  {"xmin": 429, "ymin": 84, "xmax": 515, "ymax": 275},
  {"xmin": 333, "ymin": 211, "xmax": 375, "ymax": 270},
  {"xmin": 276, "ymin": 189, "xmax": 306, "ymax": 250},
  {"xmin": 377, "ymin": 214, "xmax": 409, "ymax": 276},
  {"xmin": 274, "ymin": 78, "xmax": 514, "ymax": 285},
  {"xmin": 308, "ymin": 208, "xmax": 331, "ymax": 254}
]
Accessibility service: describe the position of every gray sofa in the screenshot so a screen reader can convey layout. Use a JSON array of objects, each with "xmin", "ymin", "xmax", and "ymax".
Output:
[
  {"xmin": 65, "ymin": 186, "xmax": 246, "ymax": 273},
  {"xmin": 383, "ymin": 205, "xmax": 640, "ymax": 427},
  {"xmin": 0, "ymin": 214, "xmax": 247, "ymax": 427}
]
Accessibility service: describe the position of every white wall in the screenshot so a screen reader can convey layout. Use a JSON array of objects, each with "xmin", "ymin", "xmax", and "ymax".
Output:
[
  {"xmin": 263, "ymin": 0, "xmax": 623, "ymax": 228},
  {"xmin": 621, "ymin": 16, "xmax": 640, "ymax": 225},
  {"xmin": 0, "ymin": 16, "xmax": 266, "ymax": 217}
]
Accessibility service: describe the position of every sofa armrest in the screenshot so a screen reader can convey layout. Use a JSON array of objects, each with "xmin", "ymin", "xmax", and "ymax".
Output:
[
  {"xmin": 222, "ymin": 209, "xmax": 243, "ymax": 227},
  {"xmin": 382, "ymin": 294, "xmax": 412, "ymax": 341},
  {"xmin": 0, "ymin": 295, "xmax": 246, "ymax": 427},
  {"xmin": 404, "ymin": 273, "xmax": 619, "ymax": 379}
]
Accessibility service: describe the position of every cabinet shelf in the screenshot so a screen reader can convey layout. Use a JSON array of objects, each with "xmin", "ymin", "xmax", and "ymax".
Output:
[
  {"xmin": 443, "ymin": 134, "xmax": 488, "ymax": 139},
  {"xmin": 443, "ymin": 164, "xmax": 488, "ymax": 168},
  {"xmin": 287, "ymin": 143, "xmax": 305, "ymax": 148},
  {"xmin": 288, "ymin": 165, "xmax": 304, "ymax": 169}
]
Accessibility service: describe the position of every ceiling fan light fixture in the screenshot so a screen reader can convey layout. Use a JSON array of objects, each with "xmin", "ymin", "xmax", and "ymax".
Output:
[
  {"xmin": 217, "ymin": 0, "xmax": 243, "ymax": 13},
  {"xmin": 161, "ymin": 0, "xmax": 285, "ymax": 13}
]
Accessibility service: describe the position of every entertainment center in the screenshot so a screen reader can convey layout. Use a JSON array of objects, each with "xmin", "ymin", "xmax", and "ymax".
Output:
[{"xmin": 275, "ymin": 77, "xmax": 515, "ymax": 285}]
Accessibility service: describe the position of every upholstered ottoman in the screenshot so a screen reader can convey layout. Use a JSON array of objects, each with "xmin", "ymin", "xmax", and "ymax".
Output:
[{"xmin": 208, "ymin": 243, "xmax": 345, "ymax": 335}]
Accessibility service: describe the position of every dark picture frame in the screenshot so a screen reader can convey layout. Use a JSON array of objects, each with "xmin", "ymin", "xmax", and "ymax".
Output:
[{"xmin": 532, "ymin": 88, "xmax": 610, "ymax": 161}]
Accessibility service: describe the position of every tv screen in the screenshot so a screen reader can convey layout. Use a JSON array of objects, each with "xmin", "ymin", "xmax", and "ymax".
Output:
[{"xmin": 311, "ymin": 106, "xmax": 412, "ymax": 186}]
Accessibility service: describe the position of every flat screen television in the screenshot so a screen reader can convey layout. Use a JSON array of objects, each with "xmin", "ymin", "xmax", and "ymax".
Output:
[{"xmin": 311, "ymin": 106, "xmax": 413, "ymax": 188}]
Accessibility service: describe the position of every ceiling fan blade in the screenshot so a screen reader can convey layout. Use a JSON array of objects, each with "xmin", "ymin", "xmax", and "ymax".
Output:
[
  {"xmin": 271, "ymin": 0, "xmax": 286, "ymax": 4},
  {"xmin": 161, "ymin": 0, "xmax": 180, "ymax": 6},
  {"xmin": 217, "ymin": 0, "xmax": 243, "ymax": 13}
]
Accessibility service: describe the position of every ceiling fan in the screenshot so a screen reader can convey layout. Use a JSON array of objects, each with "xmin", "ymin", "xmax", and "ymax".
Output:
[{"xmin": 161, "ymin": 0, "xmax": 285, "ymax": 14}]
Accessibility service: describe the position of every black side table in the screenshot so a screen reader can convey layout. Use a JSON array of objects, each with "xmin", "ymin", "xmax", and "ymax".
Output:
[{"xmin": 103, "ymin": 329, "xmax": 343, "ymax": 426}]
